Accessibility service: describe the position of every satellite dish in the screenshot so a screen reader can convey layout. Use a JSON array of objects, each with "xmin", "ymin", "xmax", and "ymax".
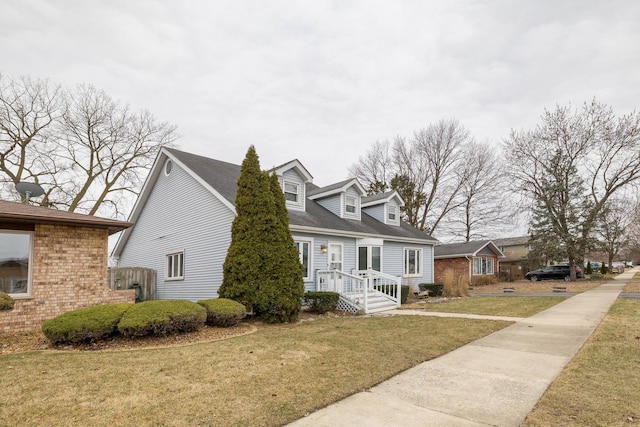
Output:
[{"xmin": 15, "ymin": 182, "xmax": 45, "ymax": 203}]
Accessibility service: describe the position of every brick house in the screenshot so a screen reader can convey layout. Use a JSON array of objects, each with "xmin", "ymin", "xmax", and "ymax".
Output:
[
  {"xmin": 493, "ymin": 236, "xmax": 533, "ymax": 281},
  {"xmin": 434, "ymin": 240, "xmax": 504, "ymax": 285},
  {"xmin": 0, "ymin": 200, "xmax": 134, "ymax": 332}
]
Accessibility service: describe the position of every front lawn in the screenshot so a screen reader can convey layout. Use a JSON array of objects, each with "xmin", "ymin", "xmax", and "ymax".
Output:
[
  {"xmin": 404, "ymin": 296, "xmax": 563, "ymax": 317},
  {"xmin": 524, "ymin": 299, "xmax": 640, "ymax": 425},
  {"xmin": 1, "ymin": 315, "xmax": 509, "ymax": 426}
]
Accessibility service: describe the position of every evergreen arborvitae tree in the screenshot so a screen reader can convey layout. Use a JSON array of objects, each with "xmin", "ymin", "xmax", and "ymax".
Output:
[
  {"xmin": 219, "ymin": 146, "xmax": 276, "ymax": 310},
  {"xmin": 585, "ymin": 261, "xmax": 592, "ymax": 275},
  {"xmin": 252, "ymin": 172, "xmax": 304, "ymax": 323}
]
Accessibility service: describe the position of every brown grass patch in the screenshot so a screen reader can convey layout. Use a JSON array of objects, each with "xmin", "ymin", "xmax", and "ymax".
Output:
[
  {"xmin": 1, "ymin": 315, "xmax": 509, "ymax": 426},
  {"xmin": 471, "ymin": 279, "xmax": 604, "ymax": 294},
  {"xmin": 524, "ymin": 299, "xmax": 640, "ymax": 426}
]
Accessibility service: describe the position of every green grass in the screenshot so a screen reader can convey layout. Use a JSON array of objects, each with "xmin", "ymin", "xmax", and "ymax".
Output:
[
  {"xmin": 524, "ymin": 299, "xmax": 640, "ymax": 426},
  {"xmin": 1, "ymin": 315, "xmax": 509, "ymax": 426},
  {"xmin": 418, "ymin": 296, "xmax": 564, "ymax": 317}
]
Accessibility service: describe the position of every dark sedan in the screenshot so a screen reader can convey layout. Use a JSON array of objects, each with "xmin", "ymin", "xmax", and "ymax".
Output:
[{"xmin": 525, "ymin": 265, "xmax": 582, "ymax": 282}]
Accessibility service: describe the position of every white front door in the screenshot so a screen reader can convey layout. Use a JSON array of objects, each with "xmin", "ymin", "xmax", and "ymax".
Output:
[
  {"xmin": 328, "ymin": 243, "xmax": 343, "ymax": 271},
  {"xmin": 327, "ymin": 242, "xmax": 343, "ymax": 292}
]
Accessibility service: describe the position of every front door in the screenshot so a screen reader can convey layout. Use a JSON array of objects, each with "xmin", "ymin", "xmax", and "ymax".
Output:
[
  {"xmin": 358, "ymin": 246, "xmax": 381, "ymax": 272},
  {"xmin": 327, "ymin": 243, "xmax": 343, "ymax": 292}
]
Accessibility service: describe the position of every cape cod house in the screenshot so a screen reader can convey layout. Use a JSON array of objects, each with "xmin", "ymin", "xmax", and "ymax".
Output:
[{"xmin": 112, "ymin": 148, "xmax": 439, "ymax": 314}]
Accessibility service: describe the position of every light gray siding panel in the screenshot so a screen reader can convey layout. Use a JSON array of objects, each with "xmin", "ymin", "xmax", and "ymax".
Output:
[
  {"xmin": 118, "ymin": 162, "xmax": 235, "ymax": 301},
  {"xmin": 281, "ymin": 169, "xmax": 305, "ymax": 212},
  {"xmin": 362, "ymin": 204, "xmax": 384, "ymax": 223},
  {"xmin": 316, "ymin": 195, "xmax": 341, "ymax": 217},
  {"xmin": 383, "ymin": 242, "xmax": 434, "ymax": 291}
]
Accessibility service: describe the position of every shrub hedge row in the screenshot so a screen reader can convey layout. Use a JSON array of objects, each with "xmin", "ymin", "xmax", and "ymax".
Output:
[
  {"xmin": 418, "ymin": 283, "xmax": 444, "ymax": 296},
  {"xmin": 42, "ymin": 303, "xmax": 133, "ymax": 344},
  {"xmin": 41, "ymin": 298, "xmax": 248, "ymax": 344},
  {"xmin": 117, "ymin": 300, "xmax": 207, "ymax": 338},
  {"xmin": 303, "ymin": 291, "xmax": 339, "ymax": 313},
  {"xmin": 198, "ymin": 298, "xmax": 247, "ymax": 327}
]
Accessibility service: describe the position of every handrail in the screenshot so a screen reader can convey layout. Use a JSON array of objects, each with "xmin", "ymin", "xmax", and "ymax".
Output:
[{"xmin": 316, "ymin": 269, "xmax": 402, "ymax": 313}]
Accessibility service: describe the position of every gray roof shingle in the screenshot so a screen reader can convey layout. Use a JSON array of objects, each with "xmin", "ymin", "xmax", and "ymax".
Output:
[
  {"xmin": 434, "ymin": 240, "xmax": 502, "ymax": 258},
  {"xmin": 165, "ymin": 148, "xmax": 437, "ymax": 243}
]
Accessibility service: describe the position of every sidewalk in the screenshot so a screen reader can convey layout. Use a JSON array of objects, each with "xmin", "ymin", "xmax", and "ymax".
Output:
[{"xmin": 289, "ymin": 270, "xmax": 635, "ymax": 427}]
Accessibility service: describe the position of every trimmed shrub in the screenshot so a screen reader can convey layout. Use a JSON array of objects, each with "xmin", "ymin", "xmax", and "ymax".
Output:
[
  {"xmin": 42, "ymin": 303, "xmax": 132, "ymax": 344},
  {"xmin": 303, "ymin": 292, "xmax": 339, "ymax": 314},
  {"xmin": 585, "ymin": 261, "xmax": 593, "ymax": 275},
  {"xmin": 0, "ymin": 292, "xmax": 15, "ymax": 311},
  {"xmin": 117, "ymin": 300, "xmax": 206, "ymax": 338},
  {"xmin": 374, "ymin": 285, "xmax": 410, "ymax": 304},
  {"xmin": 197, "ymin": 298, "xmax": 247, "ymax": 327},
  {"xmin": 470, "ymin": 275, "xmax": 498, "ymax": 287},
  {"xmin": 418, "ymin": 283, "xmax": 444, "ymax": 296},
  {"xmin": 600, "ymin": 262, "xmax": 607, "ymax": 275}
]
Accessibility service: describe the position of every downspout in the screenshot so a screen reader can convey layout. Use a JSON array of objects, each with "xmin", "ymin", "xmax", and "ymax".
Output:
[{"xmin": 465, "ymin": 255, "xmax": 472, "ymax": 286}]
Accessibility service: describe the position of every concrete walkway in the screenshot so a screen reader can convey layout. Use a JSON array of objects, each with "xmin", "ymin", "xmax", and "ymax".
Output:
[{"xmin": 289, "ymin": 269, "xmax": 636, "ymax": 427}]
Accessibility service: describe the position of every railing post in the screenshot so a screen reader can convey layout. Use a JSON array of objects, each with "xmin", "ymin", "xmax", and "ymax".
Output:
[
  {"xmin": 396, "ymin": 276, "xmax": 401, "ymax": 307},
  {"xmin": 363, "ymin": 274, "xmax": 368, "ymax": 314}
]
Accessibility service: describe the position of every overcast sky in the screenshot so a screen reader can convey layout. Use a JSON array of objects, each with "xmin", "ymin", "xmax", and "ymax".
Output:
[{"xmin": 2, "ymin": 0, "xmax": 639, "ymax": 186}]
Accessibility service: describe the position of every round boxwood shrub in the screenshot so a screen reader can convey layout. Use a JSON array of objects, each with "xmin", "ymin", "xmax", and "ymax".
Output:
[
  {"xmin": 197, "ymin": 298, "xmax": 247, "ymax": 327},
  {"xmin": 0, "ymin": 292, "xmax": 15, "ymax": 311},
  {"xmin": 117, "ymin": 300, "xmax": 206, "ymax": 338},
  {"xmin": 42, "ymin": 303, "xmax": 133, "ymax": 344}
]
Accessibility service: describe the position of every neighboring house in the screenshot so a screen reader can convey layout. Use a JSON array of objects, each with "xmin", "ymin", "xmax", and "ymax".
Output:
[
  {"xmin": 0, "ymin": 200, "xmax": 134, "ymax": 332},
  {"xmin": 434, "ymin": 240, "xmax": 504, "ymax": 285},
  {"xmin": 112, "ymin": 148, "xmax": 438, "ymax": 313},
  {"xmin": 493, "ymin": 236, "xmax": 533, "ymax": 281}
]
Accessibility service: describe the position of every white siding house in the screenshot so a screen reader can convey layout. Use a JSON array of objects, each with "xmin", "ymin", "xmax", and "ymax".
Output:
[{"xmin": 113, "ymin": 148, "xmax": 439, "ymax": 313}]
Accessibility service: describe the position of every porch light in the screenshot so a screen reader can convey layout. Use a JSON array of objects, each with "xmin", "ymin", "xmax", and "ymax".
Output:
[{"xmin": 320, "ymin": 245, "xmax": 327, "ymax": 254}]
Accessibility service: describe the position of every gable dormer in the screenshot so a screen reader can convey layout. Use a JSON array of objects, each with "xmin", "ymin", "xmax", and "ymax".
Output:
[
  {"xmin": 308, "ymin": 178, "xmax": 366, "ymax": 220},
  {"xmin": 272, "ymin": 159, "xmax": 313, "ymax": 212},
  {"xmin": 361, "ymin": 191, "xmax": 404, "ymax": 226}
]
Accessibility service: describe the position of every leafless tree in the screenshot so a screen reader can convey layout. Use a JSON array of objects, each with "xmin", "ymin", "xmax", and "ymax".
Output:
[
  {"xmin": 594, "ymin": 198, "xmax": 632, "ymax": 272},
  {"xmin": 445, "ymin": 142, "xmax": 512, "ymax": 241},
  {"xmin": 349, "ymin": 118, "xmax": 473, "ymax": 234},
  {"xmin": 0, "ymin": 75, "xmax": 178, "ymax": 219},
  {"xmin": 504, "ymin": 99, "xmax": 640, "ymax": 279}
]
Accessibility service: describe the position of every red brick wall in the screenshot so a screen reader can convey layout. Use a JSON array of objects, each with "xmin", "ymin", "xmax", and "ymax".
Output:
[
  {"xmin": 1, "ymin": 224, "xmax": 134, "ymax": 333},
  {"xmin": 434, "ymin": 258, "xmax": 469, "ymax": 283}
]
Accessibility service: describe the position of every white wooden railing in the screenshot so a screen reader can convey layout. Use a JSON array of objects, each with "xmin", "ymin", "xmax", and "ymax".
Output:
[{"xmin": 315, "ymin": 269, "xmax": 401, "ymax": 313}]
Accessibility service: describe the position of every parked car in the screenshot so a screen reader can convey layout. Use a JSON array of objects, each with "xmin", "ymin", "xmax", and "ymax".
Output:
[
  {"xmin": 585, "ymin": 261, "xmax": 602, "ymax": 271},
  {"xmin": 611, "ymin": 262, "xmax": 626, "ymax": 273},
  {"xmin": 624, "ymin": 261, "xmax": 633, "ymax": 268},
  {"xmin": 526, "ymin": 265, "xmax": 583, "ymax": 282}
]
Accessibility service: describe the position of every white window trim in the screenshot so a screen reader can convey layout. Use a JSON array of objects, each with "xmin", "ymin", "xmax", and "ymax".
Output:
[
  {"xmin": 328, "ymin": 242, "xmax": 344, "ymax": 271},
  {"xmin": 343, "ymin": 194, "xmax": 359, "ymax": 219},
  {"xmin": 165, "ymin": 250, "xmax": 185, "ymax": 281},
  {"xmin": 403, "ymin": 247, "xmax": 423, "ymax": 277},
  {"xmin": 472, "ymin": 256, "xmax": 495, "ymax": 275},
  {"xmin": 386, "ymin": 204, "xmax": 400, "ymax": 225},
  {"xmin": 357, "ymin": 245, "xmax": 383, "ymax": 272},
  {"xmin": 284, "ymin": 180, "xmax": 300, "ymax": 205},
  {"xmin": 0, "ymin": 230, "xmax": 34, "ymax": 298},
  {"xmin": 293, "ymin": 237, "xmax": 313, "ymax": 281}
]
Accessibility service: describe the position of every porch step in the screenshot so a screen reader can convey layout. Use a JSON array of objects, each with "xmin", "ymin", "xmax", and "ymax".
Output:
[{"xmin": 350, "ymin": 292, "xmax": 398, "ymax": 314}]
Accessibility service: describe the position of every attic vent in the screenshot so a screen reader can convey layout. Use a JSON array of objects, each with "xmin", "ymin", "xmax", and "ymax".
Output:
[{"xmin": 165, "ymin": 159, "xmax": 173, "ymax": 176}]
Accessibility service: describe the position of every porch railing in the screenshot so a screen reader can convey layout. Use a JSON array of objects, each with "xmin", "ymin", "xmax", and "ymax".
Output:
[{"xmin": 315, "ymin": 269, "xmax": 401, "ymax": 313}]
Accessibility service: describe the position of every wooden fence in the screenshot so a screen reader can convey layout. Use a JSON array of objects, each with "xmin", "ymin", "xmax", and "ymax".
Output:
[{"xmin": 107, "ymin": 267, "xmax": 157, "ymax": 302}]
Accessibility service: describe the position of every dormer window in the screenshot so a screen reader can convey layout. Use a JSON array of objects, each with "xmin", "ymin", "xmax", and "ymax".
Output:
[
  {"xmin": 345, "ymin": 196, "xmax": 357, "ymax": 214},
  {"xmin": 284, "ymin": 181, "xmax": 299, "ymax": 203},
  {"xmin": 388, "ymin": 205, "xmax": 397, "ymax": 221}
]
